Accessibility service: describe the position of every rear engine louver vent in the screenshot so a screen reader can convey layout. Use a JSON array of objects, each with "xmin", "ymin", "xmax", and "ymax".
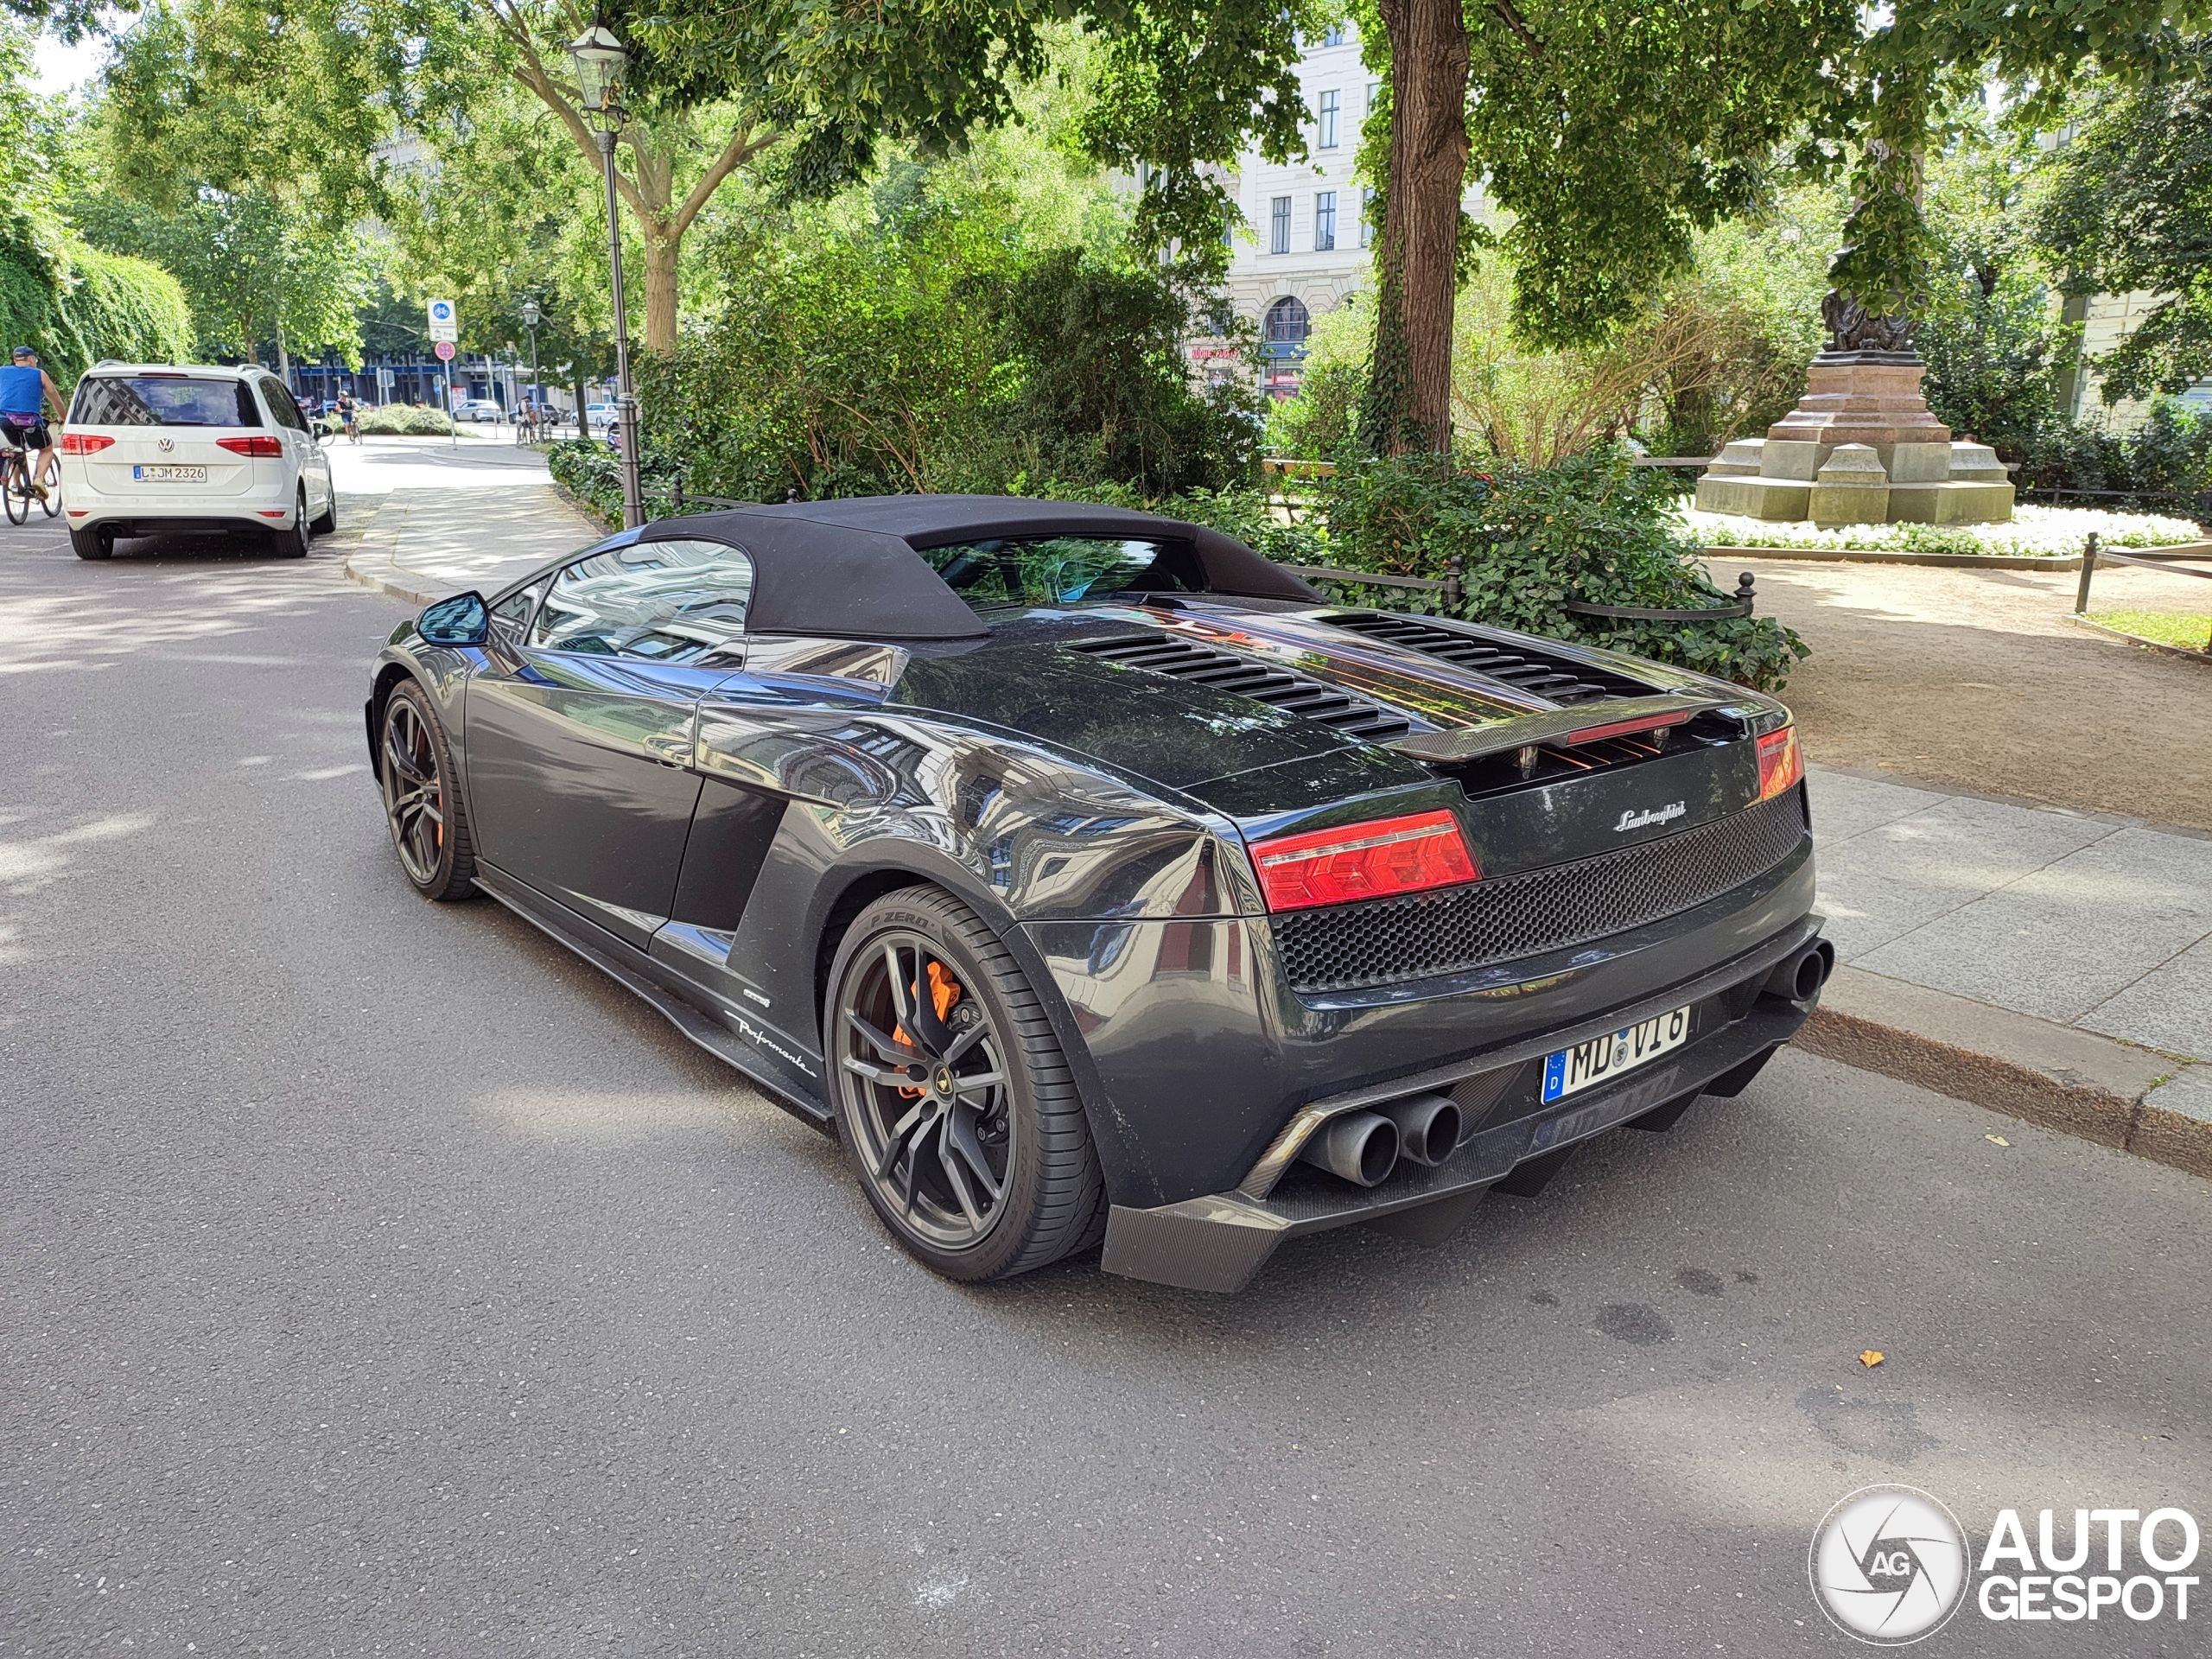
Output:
[
  {"xmin": 1067, "ymin": 632, "xmax": 1414, "ymax": 743},
  {"xmin": 1320, "ymin": 612, "xmax": 1654, "ymax": 706}
]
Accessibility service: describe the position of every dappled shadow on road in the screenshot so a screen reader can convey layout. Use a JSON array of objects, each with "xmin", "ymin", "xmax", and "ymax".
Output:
[{"xmin": 0, "ymin": 535, "xmax": 370, "ymax": 677}]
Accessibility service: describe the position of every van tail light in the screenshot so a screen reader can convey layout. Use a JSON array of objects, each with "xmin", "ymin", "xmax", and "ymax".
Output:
[
  {"xmin": 216, "ymin": 435, "xmax": 283, "ymax": 456},
  {"xmin": 1249, "ymin": 809, "xmax": 1479, "ymax": 912},
  {"xmin": 58, "ymin": 432, "xmax": 114, "ymax": 454},
  {"xmin": 1757, "ymin": 724, "xmax": 1803, "ymax": 801}
]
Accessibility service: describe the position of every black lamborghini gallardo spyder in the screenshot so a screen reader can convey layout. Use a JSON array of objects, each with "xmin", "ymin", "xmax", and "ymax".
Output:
[{"xmin": 366, "ymin": 495, "xmax": 1829, "ymax": 1291}]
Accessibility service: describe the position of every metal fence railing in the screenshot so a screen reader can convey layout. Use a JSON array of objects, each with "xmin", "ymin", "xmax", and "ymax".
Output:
[{"xmin": 2072, "ymin": 531, "xmax": 2212, "ymax": 652}]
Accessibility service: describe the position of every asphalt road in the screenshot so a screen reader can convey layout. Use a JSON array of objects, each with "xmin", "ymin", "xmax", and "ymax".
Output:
[{"xmin": 3, "ymin": 512, "xmax": 2209, "ymax": 1657}]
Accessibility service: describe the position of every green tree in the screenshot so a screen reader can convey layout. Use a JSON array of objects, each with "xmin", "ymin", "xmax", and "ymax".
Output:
[
  {"xmin": 72, "ymin": 188, "xmax": 371, "ymax": 370},
  {"xmin": 2032, "ymin": 47, "xmax": 2212, "ymax": 404},
  {"xmin": 99, "ymin": 0, "xmax": 779, "ymax": 353},
  {"xmin": 633, "ymin": 2, "xmax": 1318, "ymax": 287}
]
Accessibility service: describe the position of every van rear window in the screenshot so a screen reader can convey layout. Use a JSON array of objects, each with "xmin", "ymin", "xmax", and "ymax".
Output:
[{"xmin": 71, "ymin": 376, "xmax": 260, "ymax": 429}]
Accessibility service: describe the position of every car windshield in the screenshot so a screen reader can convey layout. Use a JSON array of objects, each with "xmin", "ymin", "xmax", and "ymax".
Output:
[
  {"xmin": 72, "ymin": 375, "xmax": 259, "ymax": 428},
  {"xmin": 917, "ymin": 537, "xmax": 1202, "ymax": 609}
]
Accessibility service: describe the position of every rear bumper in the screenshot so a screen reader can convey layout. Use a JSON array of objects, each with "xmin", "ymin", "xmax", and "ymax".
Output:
[
  {"xmin": 1100, "ymin": 922, "xmax": 1822, "ymax": 1291},
  {"xmin": 59, "ymin": 462, "xmax": 291, "ymax": 534}
]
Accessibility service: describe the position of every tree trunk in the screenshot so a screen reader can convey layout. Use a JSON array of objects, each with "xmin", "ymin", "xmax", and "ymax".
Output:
[
  {"xmin": 641, "ymin": 229, "xmax": 681, "ymax": 356},
  {"xmin": 1368, "ymin": 0, "xmax": 1471, "ymax": 454}
]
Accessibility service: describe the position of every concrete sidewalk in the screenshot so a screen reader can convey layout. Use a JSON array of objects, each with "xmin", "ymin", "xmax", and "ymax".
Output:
[
  {"xmin": 1804, "ymin": 766, "xmax": 2210, "ymax": 1174},
  {"xmin": 328, "ymin": 438, "xmax": 600, "ymax": 606},
  {"xmin": 332, "ymin": 466, "xmax": 2209, "ymax": 1176}
]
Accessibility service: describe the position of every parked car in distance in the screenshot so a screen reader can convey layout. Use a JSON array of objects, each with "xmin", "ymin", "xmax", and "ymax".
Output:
[
  {"xmin": 57, "ymin": 363, "xmax": 337, "ymax": 561},
  {"xmin": 454, "ymin": 399, "xmax": 505, "ymax": 423},
  {"xmin": 584, "ymin": 402, "xmax": 616, "ymax": 433}
]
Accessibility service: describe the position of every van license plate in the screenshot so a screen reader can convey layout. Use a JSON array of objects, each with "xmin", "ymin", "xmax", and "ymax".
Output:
[
  {"xmin": 1541, "ymin": 1005, "xmax": 1693, "ymax": 1103},
  {"xmin": 132, "ymin": 464, "xmax": 206, "ymax": 482}
]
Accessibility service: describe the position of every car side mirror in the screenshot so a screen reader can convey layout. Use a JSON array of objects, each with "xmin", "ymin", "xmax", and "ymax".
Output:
[{"xmin": 417, "ymin": 591, "xmax": 490, "ymax": 647}]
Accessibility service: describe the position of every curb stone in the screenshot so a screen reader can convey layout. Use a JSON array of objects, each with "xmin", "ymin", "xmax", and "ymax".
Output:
[{"xmin": 1799, "ymin": 965, "xmax": 2210, "ymax": 1181}]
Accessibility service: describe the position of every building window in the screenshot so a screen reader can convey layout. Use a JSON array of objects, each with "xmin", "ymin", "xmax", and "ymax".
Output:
[
  {"xmin": 1261, "ymin": 297, "xmax": 1313, "ymax": 399},
  {"xmin": 1314, "ymin": 192, "xmax": 1336, "ymax": 252},
  {"xmin": 1322, "ymin": 23, "xmax": 1348, "ymax": 47},
  {"xmin": 1317, "ymin": 89, "xmax": 1339, "ymax": 149},
  {"xmin": 1359, "ymin": 187, "xmax": 1375, "ymax": 248},
  {"xmin": 1269, "ymin": 196, "xmax": 1291, "ymax": 256},
  {"xmin": 1368, "ymin": 80, "xmax": 1382, "ymax": 117}
]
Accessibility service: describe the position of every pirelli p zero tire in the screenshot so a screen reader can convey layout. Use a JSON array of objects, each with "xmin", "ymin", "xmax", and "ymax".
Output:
[
  {"xmin": 70, "ymin": 524, "xmax": 114, "ymax": 560},
  {"xmin": 379, "ymin": 678, "xmax": 478, "ymax": 902},
  {"xmin": 827, "ymin": 887, "xmax": 1107, "ymax": 1282}
]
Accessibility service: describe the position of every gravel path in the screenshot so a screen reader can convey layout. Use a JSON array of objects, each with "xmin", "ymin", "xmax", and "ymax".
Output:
[{"xmin": 1736, "ymin": 556, "xmax": 2212, "ymax": 832}]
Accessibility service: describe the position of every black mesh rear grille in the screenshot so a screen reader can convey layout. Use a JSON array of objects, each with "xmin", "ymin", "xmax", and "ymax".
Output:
[
  {"xmin": 1271, "ymin": 790, "xmax": 1808, "ymax": 994},
  {"xmin": 1321, "ymin": 612, "xmax": 1656, "ymax": 705},
  {"xmin": 1067, "ymin": 631, "xmax": 1414, "ymax": 742}
]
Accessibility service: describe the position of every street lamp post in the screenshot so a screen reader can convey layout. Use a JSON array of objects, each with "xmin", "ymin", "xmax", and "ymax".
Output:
[
  {"xmin": 569, "ymin": 22, "xmax": 644, "ymax": 527},
  {"xmin": 521, "ymin": 298, "xmax": 543, "ymax": 433}
]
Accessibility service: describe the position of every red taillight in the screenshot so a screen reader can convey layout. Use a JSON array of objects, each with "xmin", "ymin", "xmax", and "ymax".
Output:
[
  {"xmin": 58, "ymin": 432, "xmax": 114, "ymax": 454},
  {"xmin": 216, "ymin": 435, "xmax": 283, "ymax": 456},
  {"xmin": 1757, "ymin": 724, "xmax": 1803, "ymax": 801},
  {"xmin": 1249, "ymin": 809, "xmax": 1478, "ymax": 912}
]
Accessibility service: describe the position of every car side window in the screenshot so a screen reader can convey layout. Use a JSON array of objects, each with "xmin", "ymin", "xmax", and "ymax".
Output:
[
  {"xmin": 258, "ymin": 381, "xmax": 306, "ymax": 433},
  {"xmin": 489, "ymin": 581, "xmax": 544, "ymax": 643},
  {"xmin": 528, "ymin": 538, "xmax": 754, "ymax": 663}
]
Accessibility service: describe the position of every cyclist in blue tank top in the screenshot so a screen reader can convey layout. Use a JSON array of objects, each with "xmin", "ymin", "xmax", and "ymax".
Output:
[{"xmin": 1, "ymin": 346, "xmax": 66, "ymax": 501}]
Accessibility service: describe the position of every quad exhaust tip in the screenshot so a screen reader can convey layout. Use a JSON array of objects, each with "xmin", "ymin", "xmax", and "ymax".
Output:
[
  {"xmin": 1297, "ymin": 1109, "xmax": 1402, "ymax": 1186},
  {"xmin": 1765, "ymin": 939, "xmax": 1835, "ymax": 1004},
  {"xmin": 1378, "ymin": 1093, "xmax": 1462, "ymax": 1167}
]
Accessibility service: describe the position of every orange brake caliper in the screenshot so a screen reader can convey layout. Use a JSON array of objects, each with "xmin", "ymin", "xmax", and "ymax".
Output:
[{"xmin": 893, "ymin": 962, "xmax": 963, "ymax": 1097}]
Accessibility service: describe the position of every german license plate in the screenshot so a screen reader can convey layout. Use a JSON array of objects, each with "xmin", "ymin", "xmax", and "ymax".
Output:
[
  {"xmin": 1541, "ymin": 1005, "xmax": 1693, "ymax": 1103},
  {"xmin": 132, "ymin": 464, "xmax": 206, "ymax": 482}
]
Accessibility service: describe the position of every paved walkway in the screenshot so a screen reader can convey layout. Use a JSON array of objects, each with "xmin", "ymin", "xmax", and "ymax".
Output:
[
  {"xmin": 1812, "ymin": 766, "xmax": 2211, "ymax": 1059},
  {"xmin": 1743, "ymin": 556, "xmax": 2212, "ymax": 833},
  {"xmin": 327, "ymin": 437, "xmax": 600, "ymax": 603}
]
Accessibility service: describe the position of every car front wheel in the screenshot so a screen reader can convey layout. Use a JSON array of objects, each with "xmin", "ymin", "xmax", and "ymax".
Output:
[{"xmin": 827, "ymin": 888, "xmax": 1107, "ymax": 1281}]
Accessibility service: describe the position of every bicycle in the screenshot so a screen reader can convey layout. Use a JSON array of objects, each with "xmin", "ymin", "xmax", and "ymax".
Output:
[{"xmin": 0, "ymin": 435, "xmax": 53, "ymax": 525}]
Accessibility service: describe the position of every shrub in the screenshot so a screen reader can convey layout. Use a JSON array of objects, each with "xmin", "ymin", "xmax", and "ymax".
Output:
[
  {"xmin": 358, "ymin": 404, "xmax": 454, "ymax": 436},
  {"xmin": 1306, "ymin": 449, "xmax": 1808, "ymax": 689}
]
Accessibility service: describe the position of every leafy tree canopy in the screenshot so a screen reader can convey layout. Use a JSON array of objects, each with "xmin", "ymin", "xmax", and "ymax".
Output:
[
  {"xmin": 2031, "ymin": 42, "xmax": 2212, "ymax": 402},
  {"xmin": 632, "ymin": 0, "xmax": 1322, "ymax": 284}
]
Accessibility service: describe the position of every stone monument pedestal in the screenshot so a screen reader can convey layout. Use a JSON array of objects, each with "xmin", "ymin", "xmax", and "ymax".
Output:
[{"xmin": 1694, "ymin": 349, "xmax": 2014, "ymax": 526}]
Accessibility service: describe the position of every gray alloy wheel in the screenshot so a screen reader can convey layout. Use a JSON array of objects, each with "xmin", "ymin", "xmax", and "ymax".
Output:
[
  {"xmin": 827, "ymin": 888, "xmax": 1106, "ymax": 1281},
  {"xmin": 379, "ymin": 681, "xmax": 477, "ymax": 901}
]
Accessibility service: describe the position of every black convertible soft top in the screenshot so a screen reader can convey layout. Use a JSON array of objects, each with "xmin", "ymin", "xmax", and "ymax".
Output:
[{"xmin": 636, "ymin": 494, "xmax": 1321, "ymax": 641}]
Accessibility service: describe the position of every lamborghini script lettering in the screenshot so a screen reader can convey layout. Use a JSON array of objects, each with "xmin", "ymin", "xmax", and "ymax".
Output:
[{"xmin": 1615, "ymin": 802, "xmax": 1688, "ymax": 833}]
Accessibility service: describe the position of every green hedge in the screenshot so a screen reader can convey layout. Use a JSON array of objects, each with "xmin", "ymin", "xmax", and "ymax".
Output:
[
  {"xmin": 0, "ymin": 214, "xmax": 193, "ymax": 385},
  {"xmin": 358, "ymin": 404, "xmax": 455, "ymax": 436}
]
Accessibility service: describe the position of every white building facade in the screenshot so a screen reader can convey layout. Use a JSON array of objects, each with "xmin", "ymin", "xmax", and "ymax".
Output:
[{"xmin": 1212, "ymin": 23, "xmax": 1484, "ymax": 397}]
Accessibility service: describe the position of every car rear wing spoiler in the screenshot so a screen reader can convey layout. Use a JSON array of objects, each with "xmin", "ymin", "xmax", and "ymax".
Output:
[{"xmin": 1384, "ymin": 695, "xmax": 1738, "ymax": 764}]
